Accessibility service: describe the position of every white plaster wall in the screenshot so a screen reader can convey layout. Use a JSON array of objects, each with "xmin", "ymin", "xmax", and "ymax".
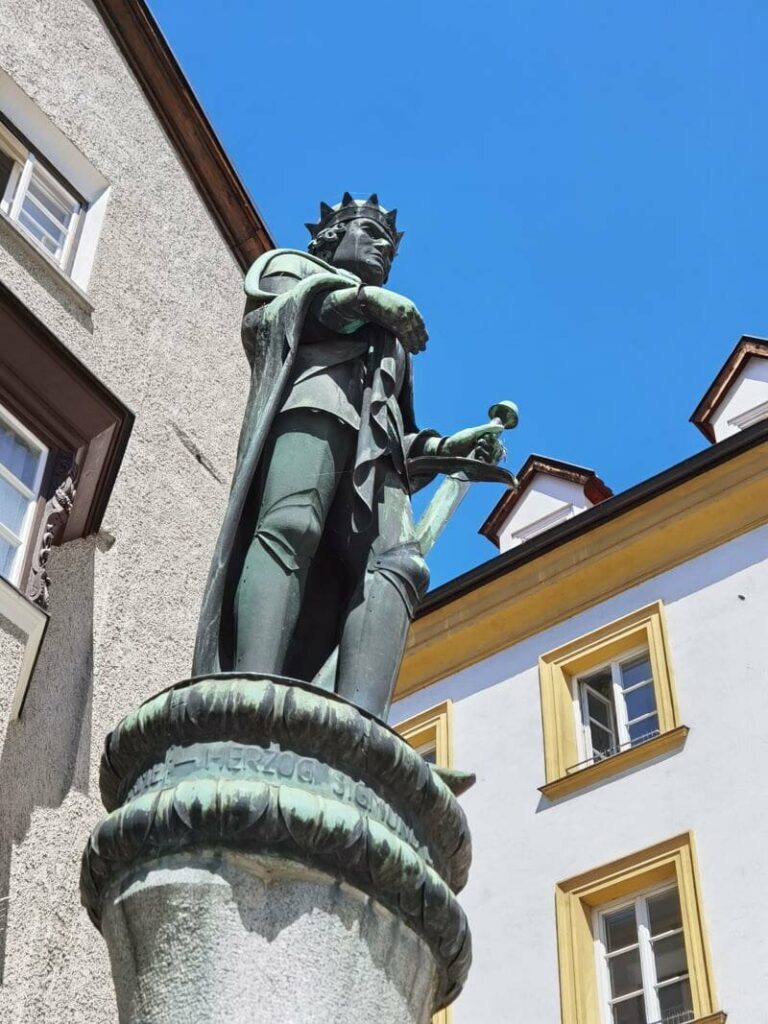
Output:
[
  {"xmin": 497, "ymin": 474, "xmax": 590, "ymax": 551},
  {"xmin": 392, "ymin": 523, "xmax": 768, "ymax": 1024},
  {"xmin": 709, "ymin": 356, "xmax": 768, "ymax": 440},
  {"xmin": 0, "ymin": 2, "xmax": 253, "ymax": 1020}
]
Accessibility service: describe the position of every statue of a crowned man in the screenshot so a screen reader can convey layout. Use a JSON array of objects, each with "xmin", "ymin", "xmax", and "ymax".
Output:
[{"xmin": 193, "ymin": 194, "xmax": 507, "ymax": 720}]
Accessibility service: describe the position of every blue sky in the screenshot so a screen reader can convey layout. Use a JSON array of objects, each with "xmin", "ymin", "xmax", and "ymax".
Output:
[{"xmin": 149, "ymin": 0, "xmax": 768, "ymax": 588}]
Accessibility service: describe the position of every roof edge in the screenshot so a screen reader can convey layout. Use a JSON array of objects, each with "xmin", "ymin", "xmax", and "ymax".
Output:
[
  {"xmin": 94, "ymin": 0, "xmax": 275, "ymax": 271},
  {"xmin": 433, "ymin": 417, "xmax": 768, "ymax": 616},
  {"xmin": 690, "ymin": 335, "xmax": 768, "ymax": 442}
]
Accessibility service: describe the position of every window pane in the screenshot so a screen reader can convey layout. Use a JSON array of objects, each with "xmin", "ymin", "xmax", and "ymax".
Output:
[
  {"xmin": 582, "ymin": 665, "xmax": 613, "ymax": 698},
  {"xmin": 0, "ymin": 146, "xmax": 15, "ymax": 198},
  {"xmin": 19, "ymin": 199, "xmax": 67, "ymax": 249},
  {"xmin": 0, "ymin": 474, "xmax": 30, "ymax": 536},
  {"xmin": 652, "ymin": 932, "xmax": 688, "ymax": 983},
  {"xmin": 608, "ymin": 948, "xmax": 643, "ymax": 997},
  {"xmin": 590, "ymin": 722, "xmax": 615, "ymax": 758},
  {"xmin": 620, "ymin": 654, "xmax": 652, "ymax": 690},
  {"xmin": 419, "ymin": 745, "xmax": 437, "ymax": 764},
  {"xmin": 647, "ymin": 889, "xmax": 683, "ymax": 936},
  {"xmin": 605, "ymin": 905, "xmax": 638, "ymax": 952},
  {"xmin": 588, "ymin": 690, "xmax": 612, "ymax": 728},
  {"xmin": 0, "ymin": 535, "xmax": 17, "ymax": 580},
  {"xmin": 657, "ymin": 978, "xmax": 693, "ymax": 1022},
  {"xmin": 0, "ymin": 419, "xmax": 40, "ymax": 488},
  {"xmin": 624, "ymin": 682, "xmax": 657, "ymax": 722},
  {"xmin": 628, "ymin": 714, "xmax": 658, "ymax": 745},
  {"xmin": 18, "ymin": 205, "xmax": 63, "ymax": 258},
  {"xmin": 612, "ymin": 994, "xmax": 647, "ymax": 1024},
  {"xmin": 27, "ymin": 174, "xmax": 75, "ymax": 229}
]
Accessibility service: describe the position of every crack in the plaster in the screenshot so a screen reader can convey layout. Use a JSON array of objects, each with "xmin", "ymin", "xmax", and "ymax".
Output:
[{"xmin": 169, "ymin": 421, "xmax": 224, "ymax": 483}]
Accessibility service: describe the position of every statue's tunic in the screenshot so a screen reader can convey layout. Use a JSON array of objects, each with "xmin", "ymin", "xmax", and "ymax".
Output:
[{"xmin": 263, "ymin": 250, "xmax": 420, "ymax": 532}]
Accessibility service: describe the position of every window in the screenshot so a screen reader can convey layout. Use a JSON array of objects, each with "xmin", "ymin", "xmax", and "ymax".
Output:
[
  {"xmin": 577, "ymin": 650, "xmax": 659, "ymax": 766},
  {"xmin": 538, "ymin": 603, "xmax": 688, "ymax": 800},
  {"xmin": 0, "ymin": 281, "xmax": 133, "ymax": 718},
  {"xmin": 597, "ymin": 885, "xmax": 692, "ymax": 1024},
  {"xmin": 0, "ymin": 118, "xmax": 83, "ymax": 274},
  {"xmin": 394, "ymin": 700, "xmax": 453, "ymax": 1024},
  {"xmin": 394, "ymin": 700, "xmax": 453, "ymax": 769},
  {"xmin": 555, "ymin": 834, "xmax": 724, "ymax": 1024},
  {"xmin": 0, "ymin": 403, "xmax": 48, "ymax": 585},
  {"xmin": 0, "ymin": 69, "xmax": 110, "ymax": 292}
]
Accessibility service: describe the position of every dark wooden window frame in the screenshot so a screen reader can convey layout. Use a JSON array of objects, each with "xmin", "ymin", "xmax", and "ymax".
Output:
[{"xmin": 0, "ymin": 280, "xmax": 133, "ymax": 605}]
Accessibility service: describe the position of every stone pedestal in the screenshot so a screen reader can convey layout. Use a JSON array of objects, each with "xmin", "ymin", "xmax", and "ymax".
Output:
[{"xmin": 81, "ymin": 675, "xmax": 473, "ymax": 1024}]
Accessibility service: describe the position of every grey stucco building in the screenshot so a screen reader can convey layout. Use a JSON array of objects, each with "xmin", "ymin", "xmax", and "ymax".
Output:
[{"xmin": 0, "ymin": 2, "xmax": 272, "ymax": 1019}]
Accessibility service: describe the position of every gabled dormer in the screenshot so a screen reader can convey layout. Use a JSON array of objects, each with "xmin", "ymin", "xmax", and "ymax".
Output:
[
  {"xmin": 480, "ymin": 455, "xmax": 612, "ymax": 552},
  {"xmin": 691, "ymin": 335, "xmax": 768, "ymax": 442}
]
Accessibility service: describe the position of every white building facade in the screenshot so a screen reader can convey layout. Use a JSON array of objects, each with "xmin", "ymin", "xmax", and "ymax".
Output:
[{"xmin": 394, "ymin": 385, "xmax": 767, "ymax": 1024}]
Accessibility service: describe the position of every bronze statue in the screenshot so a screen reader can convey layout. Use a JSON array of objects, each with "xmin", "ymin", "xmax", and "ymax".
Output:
[{"xmin": 193, "ymin": 194, "xmax": 513, "ymax": 719}]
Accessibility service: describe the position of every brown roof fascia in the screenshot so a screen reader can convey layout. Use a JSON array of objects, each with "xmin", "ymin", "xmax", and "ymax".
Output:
[
  {"xmin": 94, "ymin": 0, "xmax": 275, "ymax": 271},
  {"xmin": 479, "ymin": 454, "xmax": 613, "ymax": 547},
  {"xmin": 426, "ymin": 417, "xmax": 768, "ymax": 617},
  {"xmin": 690, "ymin": 335, "xmax": 768, "ymax": 442}
]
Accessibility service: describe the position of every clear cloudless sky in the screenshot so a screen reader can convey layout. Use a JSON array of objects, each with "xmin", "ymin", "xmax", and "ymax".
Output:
[{"xmin": 149, "ymin": 0, "xmax": 768, "ymax": 588}]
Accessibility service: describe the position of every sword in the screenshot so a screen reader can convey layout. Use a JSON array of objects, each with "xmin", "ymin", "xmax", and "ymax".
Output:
[
  {"xmin": 311, "ymin": 400, "xmax": 518, "ymax": 693},
  {"xmin": 415, "ymin": 399, "xmax": 519, "ymax": 555}
]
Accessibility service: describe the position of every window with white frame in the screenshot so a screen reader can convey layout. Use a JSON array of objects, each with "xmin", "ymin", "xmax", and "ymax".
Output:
[
  {"xmin": 0, "ymin": 118, "xmax": 83, "ymax": 273},
  {"xmin": 596, "ymin": 884, "xmax": 693, "ymax": 1024},
  {"xmin": 575, "ymin": 649, "xmax": 659, "ymax": 764},
  {"xmin": 0, "ymin": 404, "xmax": 47, "ymax": 586}
]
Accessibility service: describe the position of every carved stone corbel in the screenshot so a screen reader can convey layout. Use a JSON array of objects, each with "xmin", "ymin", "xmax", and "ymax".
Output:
[{"xmin": 26, "ymin": 452, "xmax": 79, "ymax": 609}]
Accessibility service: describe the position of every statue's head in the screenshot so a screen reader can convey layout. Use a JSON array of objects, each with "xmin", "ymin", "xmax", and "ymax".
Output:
[{"xmin": 306, "ymin": 193, "xmax": 403, "ymax": 286}]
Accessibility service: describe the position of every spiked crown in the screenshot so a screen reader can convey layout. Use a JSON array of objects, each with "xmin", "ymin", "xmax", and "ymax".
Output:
[{"xmin": 305, "ymin": 192, "xmax": 404, "ymax": 252}]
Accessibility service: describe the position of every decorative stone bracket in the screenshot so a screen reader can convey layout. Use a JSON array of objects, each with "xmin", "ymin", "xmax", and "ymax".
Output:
[{"xmin": 26, "ymin": 452, "xmax": 79, "ymax": 610}]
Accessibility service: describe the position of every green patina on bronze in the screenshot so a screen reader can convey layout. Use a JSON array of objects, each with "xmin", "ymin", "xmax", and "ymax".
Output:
[
  {"xmin": 192, "ymin": 194, "xmax": 517, "ymax": 721},
  {"xmin": 81, "ymin": 675, "xmax": 473, "ymax": 1010},
  {"xmin": 98, "ymin": 674, "xmax": 471, "ymax": 893}
]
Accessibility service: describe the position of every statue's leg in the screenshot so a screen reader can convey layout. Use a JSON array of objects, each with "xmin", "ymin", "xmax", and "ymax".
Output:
[
  {"xmin": 234, "ymin": 410, "xmax": 354, "ymax": 674},
  {"xmin": 335, "ymin": 471, "xmax": 429, "ymax": 720}
]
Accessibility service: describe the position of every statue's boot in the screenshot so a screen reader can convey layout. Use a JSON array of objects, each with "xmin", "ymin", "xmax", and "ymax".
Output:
[{"xmin": 336, "ymin": 542, "xmax": 428, "ymax": 720}]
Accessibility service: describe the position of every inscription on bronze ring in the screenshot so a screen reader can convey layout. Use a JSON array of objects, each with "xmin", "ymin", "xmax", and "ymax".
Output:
[{"xmin": 127, "ymin": 742, "xmax": 428, "ymax": 857}]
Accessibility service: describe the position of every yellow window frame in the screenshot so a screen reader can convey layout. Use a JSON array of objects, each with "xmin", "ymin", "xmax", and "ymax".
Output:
[
  {"xmin": 555, "ymin": 833, "xmax": 724, "ymax": 1024},
  {"xmin": 538, "ymin": 601, "xmax": 688, "ymax": 799},
  {"xmin": 394, "ymin": 699, "xmax": 454, "ymax": 768},
  {"xmin": 394, "ymin": 699, "xmax": 454, "ymax": 1024}
]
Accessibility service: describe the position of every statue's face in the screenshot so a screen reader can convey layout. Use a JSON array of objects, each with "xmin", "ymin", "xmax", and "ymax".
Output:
[{"xmin": 329, "ymin": 217, "xmax": 395, "ymax": 285}]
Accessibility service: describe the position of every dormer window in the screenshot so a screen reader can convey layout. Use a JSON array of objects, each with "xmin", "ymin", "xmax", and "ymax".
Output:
[
  {"xmin": 480, "ymin": 455, "xmax": 613, "ymax": 553},
  {"xmin": 691, "ymin": 335, "xmax": 768, "ymax": 443},
  {"xmin": 0, "ymin": 118, "xmax": 83, "ymax": 274}
]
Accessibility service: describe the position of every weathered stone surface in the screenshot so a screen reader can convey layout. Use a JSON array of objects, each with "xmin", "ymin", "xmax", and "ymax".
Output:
[
  {"xmin": 103, "ymin": 853, "xmax": 436, "ymax": 1024},
  {"xmin": 82, "ymin": 675, "xmax": 473, "ymax": 1019}
]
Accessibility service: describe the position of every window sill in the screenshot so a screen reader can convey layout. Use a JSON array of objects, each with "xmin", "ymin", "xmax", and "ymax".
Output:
[
  {"xmin": 0, "ymin": 573, "xmax": 49, "ymax": 718},
  {"xmin": 688, "ymin": 1013, "xmax": 727, "ymax": 1024},
  {"xmin": 540, "ymin": 725, "xmax": 689, "ymax": 801},
  {"xmin": 0, "ymin": 209, "xmax": 94, "ymax": 313}
]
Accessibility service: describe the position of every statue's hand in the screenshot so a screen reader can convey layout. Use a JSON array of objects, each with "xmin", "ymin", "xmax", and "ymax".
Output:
[
  {"xmin": 431, "ymin": 422, "xmax": 505, "ymax": 462},
  {"xmin": 361, "ymin": 287, "xmax": 429, "ymax": 354}
]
